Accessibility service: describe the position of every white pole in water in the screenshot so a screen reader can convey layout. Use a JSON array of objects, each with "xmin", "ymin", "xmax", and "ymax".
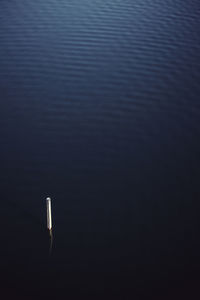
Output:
[{"xmin": 46, "ymin": 197, "xmax": 52, "ymax": 231}]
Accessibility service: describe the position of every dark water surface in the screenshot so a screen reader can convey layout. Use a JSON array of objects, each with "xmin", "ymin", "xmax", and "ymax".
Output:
[{"xmin": 0, "ymin": 0, "xmax": 200, "ymax": 298}]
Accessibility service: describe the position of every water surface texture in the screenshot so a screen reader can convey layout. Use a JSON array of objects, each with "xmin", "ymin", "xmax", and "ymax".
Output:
[{"xmin": 0, "ymin": 0, "xmax": 200, "ymax": 298}]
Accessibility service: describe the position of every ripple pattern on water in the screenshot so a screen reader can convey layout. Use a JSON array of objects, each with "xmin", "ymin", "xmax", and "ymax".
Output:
[{"xmin": 0, "ymin": 2, "xmax": 200, "ymax": 295}]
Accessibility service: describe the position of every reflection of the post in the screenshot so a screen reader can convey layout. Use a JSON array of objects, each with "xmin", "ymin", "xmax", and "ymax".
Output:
[{"xmin": 49, "ymin": 229, "xmax": 53, "ymax": 256}]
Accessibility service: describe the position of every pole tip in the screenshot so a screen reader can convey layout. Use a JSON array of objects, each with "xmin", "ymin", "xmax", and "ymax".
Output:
[{"xmin": 46, "ymin": 197, "xmax": 51, "ymax": 201}]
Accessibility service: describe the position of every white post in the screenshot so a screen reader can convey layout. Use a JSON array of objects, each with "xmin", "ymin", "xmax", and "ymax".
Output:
[{"xmin": 46, "ymin": 197, "xmax": 52, "ymax": 231}]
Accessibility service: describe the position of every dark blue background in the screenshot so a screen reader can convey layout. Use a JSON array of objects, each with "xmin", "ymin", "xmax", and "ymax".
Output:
[{"xmin": 0, "ymin": 0, "xmax": 200, "ymax": 298}]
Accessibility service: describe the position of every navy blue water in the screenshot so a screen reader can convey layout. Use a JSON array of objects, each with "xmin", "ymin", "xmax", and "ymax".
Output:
[{"xmin": 0, "ymin": 0, "xmax": 200, "ymax": 298}]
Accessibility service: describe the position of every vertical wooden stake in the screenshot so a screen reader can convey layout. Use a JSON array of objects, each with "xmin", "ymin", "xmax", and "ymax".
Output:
[{"xmin": 46, "ymin": 197, "xmax": 52, "ymax": 232}]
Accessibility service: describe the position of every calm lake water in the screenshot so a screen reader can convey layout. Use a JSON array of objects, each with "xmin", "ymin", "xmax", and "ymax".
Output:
[{"xmin": 0, "ymin": 0, "xmax": 200, "ymax": 298}]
